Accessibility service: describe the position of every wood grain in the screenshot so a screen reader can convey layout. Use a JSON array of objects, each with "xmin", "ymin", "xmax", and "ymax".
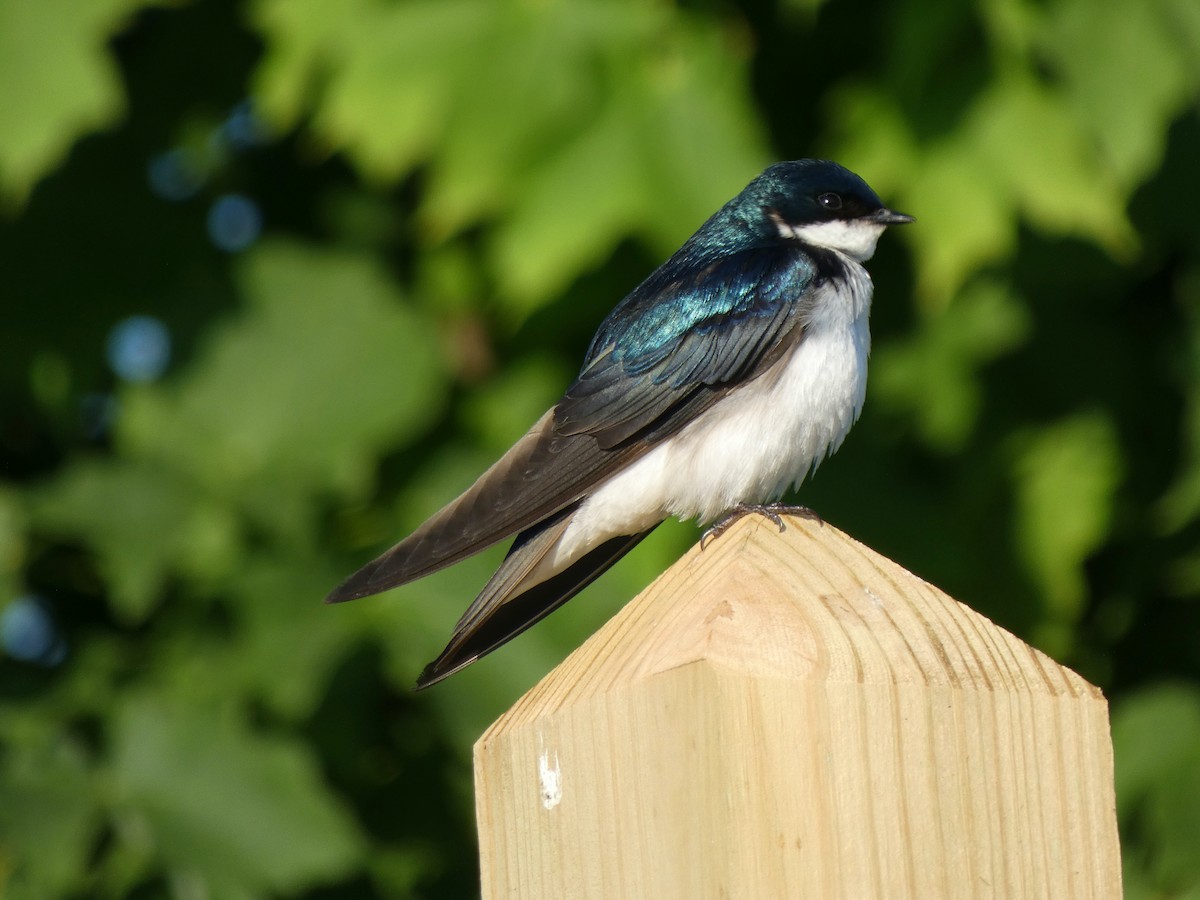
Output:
[{"xmin": 474, "ymin": 514, "xmax": 1121, "ymax": 899}]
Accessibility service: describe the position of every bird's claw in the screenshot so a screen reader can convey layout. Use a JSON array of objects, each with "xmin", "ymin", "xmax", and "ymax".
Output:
[{"xmin": 700, "ymin": 503, "xmax": 822, "ymax": 549}]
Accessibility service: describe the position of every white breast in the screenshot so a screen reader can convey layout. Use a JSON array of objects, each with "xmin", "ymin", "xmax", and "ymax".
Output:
[{"xmin": 552, "ymin": 256, "xmax": 875, "ymax": 564}]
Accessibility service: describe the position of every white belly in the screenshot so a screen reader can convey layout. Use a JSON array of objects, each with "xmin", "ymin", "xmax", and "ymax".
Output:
[{"xmin": 553, "ymin": 262, "xmax": 874, "ymax": 564}]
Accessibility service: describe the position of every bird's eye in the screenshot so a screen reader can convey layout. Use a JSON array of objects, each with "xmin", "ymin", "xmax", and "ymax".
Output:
[{"xmin": 818, "ymin": 192, "xmax": 843, "ymax": 210}]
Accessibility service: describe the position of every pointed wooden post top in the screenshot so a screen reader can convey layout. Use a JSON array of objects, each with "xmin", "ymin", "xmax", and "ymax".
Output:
[
  {"xmin": 485, "ymin": 513, "xmax": 1099, "ymax": 734},
  {"xmin": 474, "ymin": 514, "xmax": 1120, "ymax": 899}
]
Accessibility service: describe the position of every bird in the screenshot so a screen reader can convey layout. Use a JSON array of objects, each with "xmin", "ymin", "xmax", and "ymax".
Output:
[{"xmin": 326, "ymin": 159, "xmax": 913, "ymax": 688}]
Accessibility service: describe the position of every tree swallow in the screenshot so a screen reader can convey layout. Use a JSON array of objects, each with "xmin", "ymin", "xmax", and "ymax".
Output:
[{"xmin": 327, "ymin": 159, "xmax": 913, "ymax": 688}]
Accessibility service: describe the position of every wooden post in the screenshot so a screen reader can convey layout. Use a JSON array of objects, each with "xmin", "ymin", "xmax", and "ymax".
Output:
[{"xmin": 474, "ymin": 515, "xmax": 1121, "ymax": 899}]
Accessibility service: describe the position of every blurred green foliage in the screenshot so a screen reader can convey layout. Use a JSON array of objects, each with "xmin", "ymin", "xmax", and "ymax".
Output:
[{"xmin": 0, "ymin": 0, "xmax": 1198, "ymax": 896}]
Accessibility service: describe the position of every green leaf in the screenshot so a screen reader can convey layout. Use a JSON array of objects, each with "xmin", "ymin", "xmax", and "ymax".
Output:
[
  {"xmin": 224, "ymin": 557, "xmax": 367, "ymax": 719},
  {"xmin": 487, "ymin": 96, "xmax": 647, "ymax": 310},
  {"xmin": 629, "ymin": 19, "xmax": 768, "ymax": 251},
  {"xmin": 422, "ymin": 0, "xmax": 652, "ymax": 236},
  {"xmin": 1112, "ymin": 685, "xmax": 1200, "ymax": 897},
  {"xmin": 873, "ymin": 279, "xmax": 1029, "ymax": 450},
  {"xmin": 900, "ymin": 139, "xmax": 1016, "ymax": 305},
  {"xmin": 31, "ymin": 460, "xmax": 239, "ymax": 622},
  {"xmin": 1113, "ymin": 684, "xmax": 1200, "ymax": 807},
  {"xmin": 1011, "ymin": 413, "xmax": 1123, "ymax": 649},
  {"xmin": 0, "ymin": 0, "xmax": 165, "ymax": 206},
  {"xmin": 111, "ymin": 694, "xmax": 363, "ymax": 897},
  {"xmin": 826, "ymin": 45, "xmax": 1148, "ymax": 306},
  {"xmin": 119, "ymin": 241, "xmax": 448, "ymax": 529},
  {"xmin": 252, "ymin": 0, "xmax": 764, "ymax": 311},
  {"xmin": 487, "ymin": 12, "xmax": 770, "ymax": 309},
  {"xmin": 1147, "ymin": 763, "xmax": 1200, "ymax": 894},
  {"xmin": 1045, "ymin": 0, "xmax": 1197, "ymax": 187},
  {"xmin": 968, "ymin": 70, "xmax": 1137, "ymax": 257},
  {"xmin": 254, "ymin": 0, "xmax": 491, "ymax": 184},
  {"xmin": 0, "ymin": 734, "xmax": 99, "ymax": 899},
  {"xmin": 824, "ymin": 85, "xmax": 921, "ymax": 201}
]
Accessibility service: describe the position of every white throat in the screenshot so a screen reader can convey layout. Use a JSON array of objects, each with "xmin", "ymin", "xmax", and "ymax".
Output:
[{"xmin": 777, "ymin": 218, "xmax": 886, "ymax": 262}]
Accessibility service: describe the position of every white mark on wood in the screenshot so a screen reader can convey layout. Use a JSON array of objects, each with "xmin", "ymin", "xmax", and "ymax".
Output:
[
  {"xmin": 864, "ymin": 587, "xmax": 885, "ymax": 609},
  {"xmin": 538, "ymin": 750, "xmax": 562, "ymax": 810}
]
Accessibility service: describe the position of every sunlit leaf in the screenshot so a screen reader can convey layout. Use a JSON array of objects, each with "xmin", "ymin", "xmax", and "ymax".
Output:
[
  {"xmin": 422, "ymin": 0, "xmax": 654, "ymax": 236},
  {"xmin": 968, "ymin": 71, "xmax": 1137, "ymax": 257},
  {"xmin": 902, "ymin": 141, "xmax": 1015, "ymax": 305},
  {"xmin": 489, "ymin": 16, "xmax": 769, "ymax": 309},
  {"xmin": 252, "ymin": 0, "xmax": 764, "ymax": 314},
  {"xmin": 488, "ymin": 99, "xmax": 647, "ymax": 310},
  {"xmin": 0, "ymin": 0, "xmax": 162, "ymax": 206},
  {"xmin": 1045, "ymin": 0, "xmax": 1196, "ymax": 187},
  {"xmin": 254, "ymin": 0, "xmax": 491, "ymax": 183},
  {"xmin": 633, "ymin": 22, "xmax": 769, "ymax": 246}
]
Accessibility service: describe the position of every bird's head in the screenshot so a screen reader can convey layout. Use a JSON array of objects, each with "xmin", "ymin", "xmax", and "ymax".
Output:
[{"xmin": 735, "ymin": 159, "xmax": 913, "ymax": 262}]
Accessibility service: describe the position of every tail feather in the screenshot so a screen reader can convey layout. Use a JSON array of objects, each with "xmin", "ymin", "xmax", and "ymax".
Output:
[{"xmin": 416, "ymin": 513, "xmax": 657, "ymax": 689}]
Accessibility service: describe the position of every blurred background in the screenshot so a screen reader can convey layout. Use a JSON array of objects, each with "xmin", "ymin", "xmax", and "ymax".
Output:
[{"xmin": 1, "ymin": 0, "xmax": 1198, "ymax": 896}]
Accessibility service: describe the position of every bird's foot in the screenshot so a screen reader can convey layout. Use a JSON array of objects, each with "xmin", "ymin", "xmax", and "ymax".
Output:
[{"xmin": 700, "ymin": 503, "xmax": 822, "ymax": 549}]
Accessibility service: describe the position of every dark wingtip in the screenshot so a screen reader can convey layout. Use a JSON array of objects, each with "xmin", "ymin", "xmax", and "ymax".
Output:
[
  {"xmin": 413, "ymin": 654, "xmax": 478, "ymax": 691},
  {"xmin": 323, "ymin": 563, "xmax": 380, "ymax": 605}
]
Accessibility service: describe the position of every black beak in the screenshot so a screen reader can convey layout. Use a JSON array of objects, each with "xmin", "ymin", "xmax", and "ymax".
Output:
[{"xmin": 872, "ymin": 208, "xmax": 915, "ymax": 225}]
